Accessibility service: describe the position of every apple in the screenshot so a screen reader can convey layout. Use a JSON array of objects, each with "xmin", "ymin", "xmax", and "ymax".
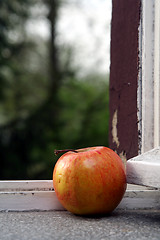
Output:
[{"xmin": 53, "ymin": 146, "xmax": 126, "ymax": 215}]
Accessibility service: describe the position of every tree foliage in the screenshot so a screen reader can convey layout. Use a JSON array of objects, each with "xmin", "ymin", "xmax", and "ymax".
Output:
[{"xmin": 0, "ymin": 0, "xmax": 109, "ymax": 180}]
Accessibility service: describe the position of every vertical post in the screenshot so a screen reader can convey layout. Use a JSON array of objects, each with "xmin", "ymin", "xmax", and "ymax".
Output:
[
  {"xmin": 154, "ymin": 0, "xmax": 160, "ymax": 148},
  {"xmin": 109, "ymin": 0, "xmax": 141, "ymax": 160},
  {"xmin": 140, "ymin": 0, "xmax": 155, "ymax": 153},
  {"xmin": 110, "ymin": 0, "xmax": 160, "ymax": 158},
  {"xmin": 139, "ymin": 0, "xmax": 160, "ymax": 153}
]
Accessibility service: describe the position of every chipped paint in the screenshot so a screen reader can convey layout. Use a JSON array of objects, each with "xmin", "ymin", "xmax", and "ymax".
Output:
[
  {"xmin": 109, "ymin": 0, "xmax": 140, "ymax": 159},
  {"xmin": 119, "ymin": 151, "xmax": 127, "ymax": 168},
  {"xmin": 112, "ymin": 110, "xmax": 120, "ymax": 148}
]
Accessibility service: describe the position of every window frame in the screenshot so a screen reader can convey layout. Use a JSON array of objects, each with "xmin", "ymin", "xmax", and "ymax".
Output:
[
  {"xmin": 138, "ymin": 0, "xmax": 160, "ymax": 154},
  {"xmin": 0, "ymin": 180, "xmax": 159, "ymax": 212},
  {"xmin": 1, "ymin": 0, "xmax": 160, "ymax": 212},
  {"xmin": 109, "ymin": 0, "xmax": 160, "ymax": 157}
]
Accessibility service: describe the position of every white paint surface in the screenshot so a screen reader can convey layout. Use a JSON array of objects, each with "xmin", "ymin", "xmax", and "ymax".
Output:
[
  {"xmin": 139, "ymin": 0, "xmax": 160, "ymax": 153},
  {"xmin": 154, "ymin": 0, "xmax": 160, "ymax": 148},
  {"xmin": 139, "ymin": 0, "xmax": 155, "ymax": 153},
  {"xmin": 0, "ymin": 180, "xmax": 53, "ymax": 192},
  {"xmin": 0, "ymin": 181, "xmax": 159, "ymax": 212},
  {"xmin": 0, "ymin": 191, "xmax": 65, "ymax": 212},
  {"xmin": 0, "ymin": 188, "xmax": 159, "ymax": 212},
  {"xmin": 127, "ymin": 147, "xmax": 160, "ymax": 188}
]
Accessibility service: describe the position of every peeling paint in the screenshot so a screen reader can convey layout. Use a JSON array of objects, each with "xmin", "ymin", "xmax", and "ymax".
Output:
[
  {"xmin": 109, "ymin": 0, "xmax": 140, "ymax": 159},
  {"xmin": 112, "ymin": 110, "xmax": 120, "ymax": 148},
  {"xmin": 119, "ymin": 151, "xmax": 127, "ymax": 168}
]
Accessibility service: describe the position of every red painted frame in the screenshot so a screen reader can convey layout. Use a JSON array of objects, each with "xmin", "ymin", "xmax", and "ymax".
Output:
[{"xmin": 109, "ymin": 0, "xmax": 141, "ymax": 160}]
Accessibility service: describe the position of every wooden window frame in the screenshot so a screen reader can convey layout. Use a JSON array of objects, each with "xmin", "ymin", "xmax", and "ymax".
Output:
[
  {"xmin": 1, "ymin": 0, "xmax": 160, "ymax": 212},
  {"xmin": 139, "ymin": 0, "xmax": 160, "ymax": 153},
  {"xmin": 109, "ymin": 0, "xmax": 160, "ymax": 157},
  {"xmin": 0, "ymin": 180, "xmax": 159, "ymax": 212}
]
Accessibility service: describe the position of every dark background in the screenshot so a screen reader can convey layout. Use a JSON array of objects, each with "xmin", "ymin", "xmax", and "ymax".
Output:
[{"xmin": 0, "ymin": 0, "xmax": 110, "ymax": 180}]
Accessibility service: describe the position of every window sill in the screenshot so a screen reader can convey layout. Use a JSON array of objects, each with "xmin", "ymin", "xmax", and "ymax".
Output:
[{"xmin": 0, "ymin": 180, "xmax": 159, "ymax": 212}]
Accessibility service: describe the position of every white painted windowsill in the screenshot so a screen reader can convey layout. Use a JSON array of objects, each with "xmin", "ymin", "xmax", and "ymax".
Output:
[
  {"xmin": 1, "ymin": 147, "xmax": 160, "ymax": 212},
  {"xmin": 0, "ymin": 180, "xmax": 159, "ymax": 212}
]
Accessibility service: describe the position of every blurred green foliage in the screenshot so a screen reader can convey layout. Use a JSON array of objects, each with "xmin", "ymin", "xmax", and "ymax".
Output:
[{"xmin": 0, "ymin": 0, "xmax": 109, "ymax": 180}]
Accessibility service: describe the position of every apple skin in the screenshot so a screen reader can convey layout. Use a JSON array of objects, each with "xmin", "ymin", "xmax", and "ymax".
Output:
[{"xmin": 53, "ymin": 146, "xmax": 126, "ymax": 215}]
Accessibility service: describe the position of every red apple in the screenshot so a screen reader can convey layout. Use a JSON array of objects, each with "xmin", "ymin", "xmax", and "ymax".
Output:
[{"xmin": 53, "ymin": 146, "xmax": 126, "ymax": 215}]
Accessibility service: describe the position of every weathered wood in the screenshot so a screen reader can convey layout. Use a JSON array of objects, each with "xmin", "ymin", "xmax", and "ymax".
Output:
[
  {"xmin": 139, "ymin": 0, "xmax": 160, "ymax": 153},
  {"xmin": 127, "ymin": 147, "xmax": 160, "ymax": 188},
  {"xmin": 110, "ymin": 0, "xmax": 160, "ymax": 156},
  {"xmin": 0, "ymin": 180, "xmax": 159, "ymax": 212},
  {"xmin": 0, "ymin": 187, "xmax": 159, "ymax": 212},
  {"xmin": 0, "ymin": 180, "xmax": 53, "ymax": 192},
  {"xmin": 109, "ymin": 0, "xmax": 141, "ymax": 160},
  {"xmin": 0, "ymin": 191, "xmax": 64, "ymax": 212}
]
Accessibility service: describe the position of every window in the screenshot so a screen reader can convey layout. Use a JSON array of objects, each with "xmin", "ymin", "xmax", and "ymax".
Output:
[{"xmin": 0, "ymin": 0, "xmax": 160, "ymax": 212}]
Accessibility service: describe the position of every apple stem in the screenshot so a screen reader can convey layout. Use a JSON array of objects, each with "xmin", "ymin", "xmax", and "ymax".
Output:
[{"xmin": 54, "ymin": 149, "xmax": 78, "ymax": 155}]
